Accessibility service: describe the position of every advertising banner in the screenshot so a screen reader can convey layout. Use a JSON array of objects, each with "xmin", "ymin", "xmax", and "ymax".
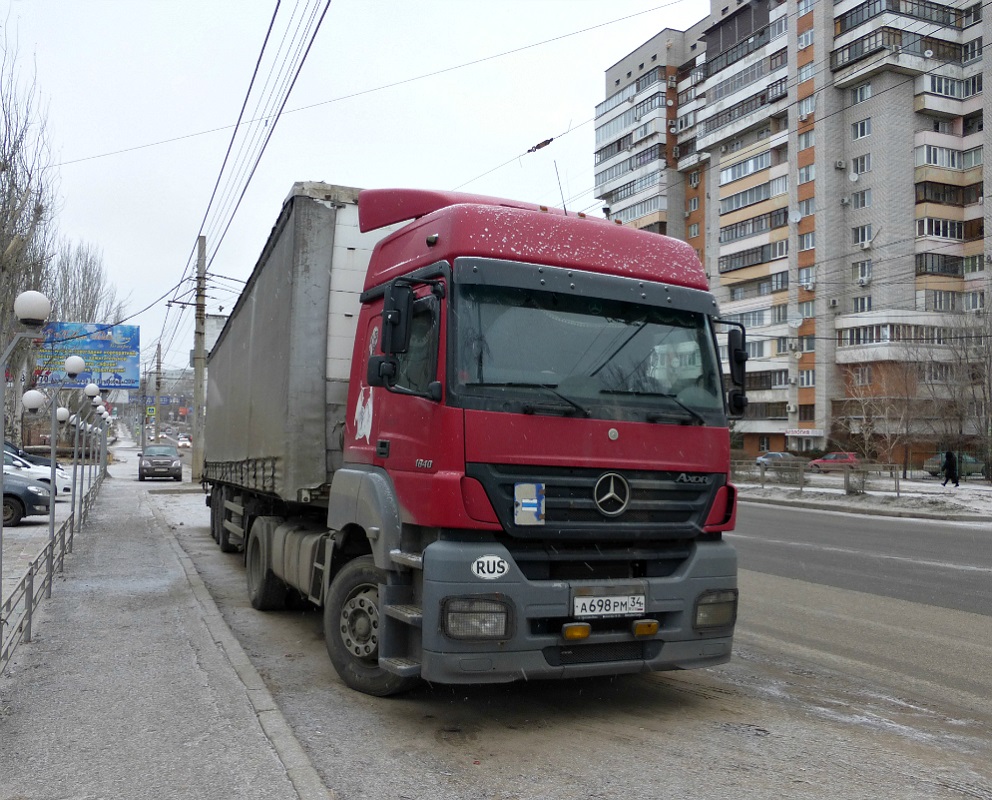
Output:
[{"xmin": 34, "ymin": 323, "xmax": 141, "ymax": 390}]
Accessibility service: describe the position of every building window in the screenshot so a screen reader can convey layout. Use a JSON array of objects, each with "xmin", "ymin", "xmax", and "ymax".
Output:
[
  {"xmin": 852, "ymin": 118, "xmax": 872, "ymax": 139},
  {"xmin": 853, "ymin": 365, "xmax": 873, "ymax": 386},
  {"xmin": 772, "ymin": 303, "xmax": 789, "ymax": 323},
  {"xmin": 798, "ymin": 164, "xmax": 815, "ymax": 184},
  {"xmin": 926, "ymin": 290, "xmax": 958, "ymax": 311},
  {"xmin": 800, "ymin": 334, "xmax": 815, "ymax": 352},
  {"xmin": 851, "ymin": 82, "xmax": 871, "ymax": 104},
  {"xmin": 688, "ymin": 196, "xmax": 699, "ymax": 212},
  {"xmin": 797, "ymin": 28, "xmax": 814, "ymax": 49},
  {"xmin": 798, "ymin": 266, "xmax": 815, "ymax": 285},
  {"xmin": 688, "ymin": 223, "xmax": 700, "ymax": 238},
  {"xmin": 963, "ymin": 290, "xmax": 985, "ymax": 311},
  {"xmin": 797, "ymin": 62, "xmax": 815, "ymax": 83},
  {"xmin": 797, "ymin": 95, "xmax": 816, "ymax": 117},
  {"xmin": 799, "ymin": 300, "xmax": 814, "ymax": 318},
  {"xmin": 689, "ymin": 170, "xmax": 700, "ymax": 187},
  {"xmin": 799, "ymin": 404, "xmax": 816, "ymax": 421},
  {"xmin": 746, "ymin": 340, "xmax": 766, "ymax": 359},
  {"xmin": 798, "ymin": 198, "xmax": 815, "ymax": 217},
  {"xmin": 853, "ymin": 259, "xmax": 872, "ymax": 281},
  {"xmin": 852, "ymin": 189, "xmax": 872, "ymax": 209},
  {"xmin": 797, "ymin": 0, "xmax": 814, "ymax": 15},
  {"xmin": 730, "ymin": 286, "xmax": 746, "ymax": 301},
  {"xmin": 799, "ymin": 232, "xmax": 816, "ymax": 251},
  {"xmin": 853, "ymin": 153, "xmax": 871, "ymax": 174},
  {"xmin": 916, "ymin": 218, "xmax": 964, "ymax": 239},
  {"xmin": 769, "ymin": 48, "xmax": 788, "ymax": 70},
  {"xmin": 853, "ymin": 224, "xmax": 872, "ymax": 244},
  {"xmin": 798, "ymin": 130, "xmax": 815, "ymax": 150},
  {"xmin": 759, "ymin": 435, "xmax": 771, "ymax": 451},
  {"xmin": 963, "ymin": 255, "xmax": 985, "ymax": 274},
  {"xmin": 853, "ymin": 295, "xmax": 872, "ymax": 313},
  {"xmin": 799, "ymin": 369, "xmax": 815, "ymax": 387}
]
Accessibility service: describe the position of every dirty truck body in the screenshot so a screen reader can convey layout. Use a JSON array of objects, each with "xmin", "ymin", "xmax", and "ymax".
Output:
[{"xmin": 203, "ymin": 182, "xmax": 746, "ymax": 696}]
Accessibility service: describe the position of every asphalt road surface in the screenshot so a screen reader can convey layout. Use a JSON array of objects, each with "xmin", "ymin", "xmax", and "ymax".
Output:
[{"xmin": 152, "ymin": 488, "xmax": 992, "ymax": 800}]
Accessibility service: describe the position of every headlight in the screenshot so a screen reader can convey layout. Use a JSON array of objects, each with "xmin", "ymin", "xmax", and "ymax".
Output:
[
  {"xmin": 442, "ymin": 597, "xmax": 512, "ymax": 640},
  {"xmin": 28, "ymin": 485, "xmax": 50, "ymax": 497},
  {"xmin": 171, "ymin": 460, "xmax": 181, "ymax": 468},
  {"xmin": 693, "ymin": 589, "xmax": 738, "ymax": 630}
]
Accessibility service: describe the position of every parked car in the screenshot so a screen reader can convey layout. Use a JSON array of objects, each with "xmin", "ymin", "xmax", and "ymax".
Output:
[
  {"xmin": 923, "ymin": 452, "xmax": 987, "ymax": 478},
  {"xmin": 755, "ymin": 451, "xmax": 803, "ymax": 468},
  {"xmin": 4, "ymin": 439, "xmax": 55, "ymax": 469},
  {"xmin": 4, "ymin": 451, "xmax": 73, "ymax": 496},
  {"xmin": 138, "ymin": 445, "xmax": 183, "ymax": 482},
  {"xmin": 176, "ymin": 438, "xmax": 191, "ymax": 449},
  {"xmin": 807, "ymin": 452, "xmax": 861, "ymax": 472},
  {"xmin": 2, "ymin": 471, "xmax": 51, "ymax": 526}
]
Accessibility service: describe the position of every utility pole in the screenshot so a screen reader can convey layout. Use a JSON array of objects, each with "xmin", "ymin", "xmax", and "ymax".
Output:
[
  {"xmin": 154, "ymin": 343, "xmax": 161, "ymax": 441},
  {"xmin": 192, "ymin": 235, "xmax": 206, "ymax": 482}
]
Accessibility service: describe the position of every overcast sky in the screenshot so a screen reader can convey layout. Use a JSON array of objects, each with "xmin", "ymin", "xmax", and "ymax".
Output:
[{"xmin": 4, "ymin": 0, "xmax": 709, "ymax": 372}]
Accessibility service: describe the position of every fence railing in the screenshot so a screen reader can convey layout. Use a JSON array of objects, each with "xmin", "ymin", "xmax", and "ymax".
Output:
[
  {"xmin": 730, "ymin": 460, "xmax": 928, "ymax": 495},
  {"xmin": 1, "ymin": 472, "xmax": 104, "ymax": 676}
]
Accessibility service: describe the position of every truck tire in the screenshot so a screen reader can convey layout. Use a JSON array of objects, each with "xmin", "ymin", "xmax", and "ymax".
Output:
[
  {"xmin": 324, "ymin": 555, "xmax": 418, "ymax": 697},
  {"xmin": 246, "ymin": 533, "xmax": 287, "ymax": 610},
  {"xmin": 3, "ymin": 496, "xmax": 24, "ymax": 527},
  {"xmin": 209, "ymin": 490, "xmax": 222, "ymax": 543}
]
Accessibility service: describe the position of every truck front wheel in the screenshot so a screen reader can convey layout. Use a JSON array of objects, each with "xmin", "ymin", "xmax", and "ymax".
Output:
[{"xmin": 324, "ymin": 555, "xmax": 418, "ymax": 697}]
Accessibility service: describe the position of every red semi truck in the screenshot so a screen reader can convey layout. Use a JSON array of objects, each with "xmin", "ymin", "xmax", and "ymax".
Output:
[{"xmin": 203, "ymin": 182, "xmax": 748, "ymax": 696}]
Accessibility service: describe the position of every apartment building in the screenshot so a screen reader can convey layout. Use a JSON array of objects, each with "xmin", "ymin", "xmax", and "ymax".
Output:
[{"xmin": 596, "ymin": 0, "xmax": 990, "ymax": 461}]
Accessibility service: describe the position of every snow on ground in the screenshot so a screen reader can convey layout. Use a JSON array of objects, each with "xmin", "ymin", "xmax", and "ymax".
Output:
[{"xmin": 737, "ymin": 474, "xmax": 992, "ymax": 520}]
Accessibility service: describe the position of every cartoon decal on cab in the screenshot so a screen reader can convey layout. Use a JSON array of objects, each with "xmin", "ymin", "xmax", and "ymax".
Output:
[{"xmin": 354, "ymin": 385, "xmax": 373, "ymax": 443}]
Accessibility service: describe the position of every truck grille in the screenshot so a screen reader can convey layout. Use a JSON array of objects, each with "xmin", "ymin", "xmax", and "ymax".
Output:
[{"xmin": 466, "ymin": 463, "xmax": 722, "ymax": 542}]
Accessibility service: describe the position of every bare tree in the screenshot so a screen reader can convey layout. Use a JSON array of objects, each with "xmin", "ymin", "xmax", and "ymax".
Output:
[
  {"xmin": 1, "ymin": 31, "xmax": 58, "ymax": 439},
  {"xmin": 42, "ymin": 238, "xmax": 126, "ymax": 323}
]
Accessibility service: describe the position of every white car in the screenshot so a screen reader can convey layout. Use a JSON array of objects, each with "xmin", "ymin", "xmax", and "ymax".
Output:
[{"xmin": 4, "ymin": 451, "xmax": 73, "ymax": 497}]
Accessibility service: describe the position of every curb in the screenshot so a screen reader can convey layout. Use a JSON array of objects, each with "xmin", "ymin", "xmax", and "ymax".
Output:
[{"xmin": 159, "ymin": 520, "xmax": 334, "ymax": 800}]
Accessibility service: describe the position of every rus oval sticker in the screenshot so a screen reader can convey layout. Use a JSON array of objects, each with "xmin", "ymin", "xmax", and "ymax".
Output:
[{"xmin": 471, "ymin": 554, "xmax": 508, "ymax": 580}]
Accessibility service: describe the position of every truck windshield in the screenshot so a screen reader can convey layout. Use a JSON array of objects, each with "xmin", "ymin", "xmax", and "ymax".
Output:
[{"xmin": 450, "ymin": 282, "xmax": 724, "ymax": 423}]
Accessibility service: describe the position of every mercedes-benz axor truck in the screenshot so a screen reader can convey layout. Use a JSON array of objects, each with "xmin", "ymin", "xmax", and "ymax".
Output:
[{"xmin": 202, "ymin": 182, "xmax": 748, "ymax": 696}]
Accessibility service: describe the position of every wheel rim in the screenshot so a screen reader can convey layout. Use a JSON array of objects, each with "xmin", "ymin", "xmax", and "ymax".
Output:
[
  {"xmin": 339, "ymin": 584, "xmax": 380, "ymax": 662},
  {"xmin": 3, "ymin": 501, "xmax": 16, "ymax": 524}
]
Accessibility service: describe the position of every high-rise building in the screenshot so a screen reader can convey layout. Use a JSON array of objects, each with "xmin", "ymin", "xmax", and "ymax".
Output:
[{"xmin": 596, "ymin": 0, "xmax": 990, "ymax": 463}]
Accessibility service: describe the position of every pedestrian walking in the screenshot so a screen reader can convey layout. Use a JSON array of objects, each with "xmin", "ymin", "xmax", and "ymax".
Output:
[{"xmin": 941, "ymin": 450, "xmax": 959, "ymax": 487}]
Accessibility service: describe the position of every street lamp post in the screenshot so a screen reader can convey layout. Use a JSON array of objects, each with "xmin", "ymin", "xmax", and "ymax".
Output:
[
  {"xmin": 21, "ymin": 355, "xmax": 84, "ymax": 598},
  {"xmin": 74, "ymin": 384, "xmax": 100, "ymax": 531},
  {"xmin": 1, "ymin": 290, "xmax": 51, "ymax": 611}
]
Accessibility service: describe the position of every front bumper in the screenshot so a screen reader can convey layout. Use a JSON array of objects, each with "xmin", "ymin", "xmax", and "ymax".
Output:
[{"xmin": 415, "ymin": 538, "xmax": 737, "ymax": 684}]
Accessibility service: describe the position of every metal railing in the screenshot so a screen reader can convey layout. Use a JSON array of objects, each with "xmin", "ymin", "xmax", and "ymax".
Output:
[{"xmin": 1, "ymin": 472, "xmax": 104, "ymax": 675}]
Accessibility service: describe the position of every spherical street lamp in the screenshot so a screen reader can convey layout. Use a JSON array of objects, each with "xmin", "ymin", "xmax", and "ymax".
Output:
[
  {"xmin": 21, "ymin": 388, "xmax": 47, "ymax": 414},
  {"xmin": 12, "ymin": 291, "xmax": 52, "ymax": 329}
]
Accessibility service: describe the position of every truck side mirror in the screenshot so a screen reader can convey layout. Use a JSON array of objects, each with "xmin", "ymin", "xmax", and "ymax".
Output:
[
  {"xmin": 381, "ymin": 283, "xmax": 414, "ymax": 355},
  {"xmin": 727, "ymin": 388, "xmax": 748, "ymax": 419},
  {"xmin": 367, "ymin": 355, "xmax": 397, "ymax": 387},
  {"xmin": 727, "ymin": 327, "xmax": 748, "ymax": 387}
]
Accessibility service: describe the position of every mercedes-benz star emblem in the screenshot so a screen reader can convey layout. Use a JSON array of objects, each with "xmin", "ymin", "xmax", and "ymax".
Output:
[{"xmin": 593, "ymin": 472, "xmax": 630, "ymax": 517}]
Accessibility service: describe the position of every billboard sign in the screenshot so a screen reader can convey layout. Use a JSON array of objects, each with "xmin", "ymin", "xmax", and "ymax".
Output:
[{"xmin": 34, "ymin": 323, "xmax": 141, "ymax": 390}]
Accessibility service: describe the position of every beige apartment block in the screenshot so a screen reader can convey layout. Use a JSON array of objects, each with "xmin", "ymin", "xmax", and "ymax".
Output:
[{"xmin": 595, "ymin": 0, "xmax": 991, "ymax": 465}]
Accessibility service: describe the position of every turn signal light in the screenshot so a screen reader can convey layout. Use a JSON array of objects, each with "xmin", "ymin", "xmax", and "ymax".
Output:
[
  {"xmin": 562, "ymin": 622, "xmax": 591, "ymax": 641},
  {"xmin": 630, "ymin": 619, "xmax": 659, "ymax": 637}
]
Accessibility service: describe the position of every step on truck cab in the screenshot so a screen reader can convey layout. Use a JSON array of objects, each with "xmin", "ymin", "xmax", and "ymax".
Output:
[{"xmin": 203, "ymin": 182, "xmax": 748, "ymax": 696}]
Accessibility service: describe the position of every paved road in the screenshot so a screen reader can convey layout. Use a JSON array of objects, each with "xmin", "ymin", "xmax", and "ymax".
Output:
[{"xmin": 729, "ymin": 502, "xmax": 992, "ymax": 616}]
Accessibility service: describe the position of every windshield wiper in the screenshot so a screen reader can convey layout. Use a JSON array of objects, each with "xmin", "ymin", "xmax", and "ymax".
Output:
[
  {"xmin": 466, "ymin": 382, "xmax": 591, "ymax": 418},
  {"xmin": 599, "ymin": 389, "xmax": 705, "ymax": 425}
]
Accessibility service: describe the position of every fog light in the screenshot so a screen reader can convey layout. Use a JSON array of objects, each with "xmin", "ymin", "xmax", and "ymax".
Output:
[
  {"xmin": 693, "ymin": 589, "xmax": 738, "ymax": 630},
  {"xmin": 442, "ymin": 597, "xmax": 510, "ymax": 640},
  {"xmin": 562, "ymin": 622, "xmax": 591, "ymax": 640},
  {"xmin": 631, "ymin": 619, "xmax": 659, "ymax": 637}
]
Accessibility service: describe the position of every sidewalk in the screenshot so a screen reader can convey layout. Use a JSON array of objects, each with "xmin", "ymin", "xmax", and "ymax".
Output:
[{"xmin": 0, "ymin": 445, "xmax": 331, "ymax": 800}]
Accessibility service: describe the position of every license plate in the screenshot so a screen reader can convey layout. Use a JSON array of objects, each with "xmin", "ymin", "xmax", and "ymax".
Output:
[{"xmin": 573, "ymin": 594, "xmax": 645, "ymax": 618}]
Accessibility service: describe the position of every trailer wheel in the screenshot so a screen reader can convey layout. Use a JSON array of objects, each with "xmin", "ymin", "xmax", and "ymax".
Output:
[
  {"xmin": 209, "ymin": 490, "xmax": 222, "ymax": 543},
  {"xmin": 324, "ymin": 555, "xmax": 418, "ymax": 696},
  {"xmin": 246, "ymin": 533, "xmax": 287, "ymax": 610}
]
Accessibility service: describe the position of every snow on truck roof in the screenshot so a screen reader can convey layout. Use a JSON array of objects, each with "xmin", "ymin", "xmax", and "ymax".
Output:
[{"xmin": 357, "ymin": 188, "xmax": 709, "ymax": 294}]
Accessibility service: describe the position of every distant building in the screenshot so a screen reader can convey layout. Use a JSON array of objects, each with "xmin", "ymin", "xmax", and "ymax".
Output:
[{"xmin": 596, "ymin": 0, "xmax": 990, "ymax": 462}]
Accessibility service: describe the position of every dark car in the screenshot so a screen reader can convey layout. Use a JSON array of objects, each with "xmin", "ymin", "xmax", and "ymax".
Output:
[
  {"xmin": 755, "ymin": 451, "xmax": 802, "ymax": 468},
  {"xmin": 2, "ymin": 471, "xmax": 52, "ymax": 526},
  {"xmin": 138, "ymin": 445, "xmax": 183, "ymax": 482},
  {"xmin": 4, "ymin": 439, "xmax": 54, "ymax": 469},
  {"xmin": 807, "ymin": 452, "xmax": 861, "ymax": 472}
]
